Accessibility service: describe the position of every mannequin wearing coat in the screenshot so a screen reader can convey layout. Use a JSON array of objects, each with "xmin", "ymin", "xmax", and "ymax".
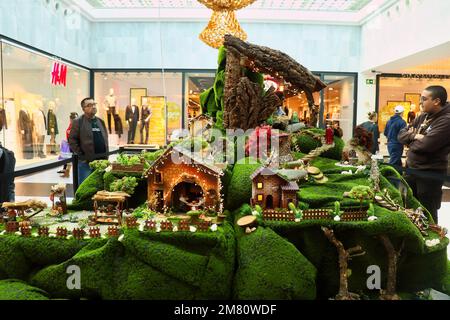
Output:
[
  {"xmin": 18, "ymin": 100, "xmax": 33, "ymax": 159},
  {"xmin": 33, "ymin": 100, "xmax": 47, "ymax": 158}
]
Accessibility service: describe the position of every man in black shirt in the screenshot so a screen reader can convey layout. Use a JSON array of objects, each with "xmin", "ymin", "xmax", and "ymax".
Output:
[{"xmin": 69, "ymin": 98, "xmax": 109, "ymax": 185}]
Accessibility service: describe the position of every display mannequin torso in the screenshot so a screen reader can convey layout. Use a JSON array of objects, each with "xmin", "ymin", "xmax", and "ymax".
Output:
[
  {"xmin": 47, "ymin": 108, "xmax": 58, "ymax": 136},
  {"xmin": 141, "ymin": 105, "xmax": 152, "ymax": 122},
  {"xmin": 33, "ymin": 109, "xmax": 47, "ymax": 134},
  {"xmin": 0, "ymin": 106, "xmax": 7, "ymax": 131},
  {"xmin": 105, "ymin": 95, "xmax": 117, "ymax": 109},
  {"xmin": 19, "ymin": 108, "xmax": 32, "ymax": 133}
]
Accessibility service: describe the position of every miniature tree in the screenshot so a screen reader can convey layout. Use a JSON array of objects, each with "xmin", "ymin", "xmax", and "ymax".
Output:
[
  {"xmin": 321, "ymin": 227, "xmax": 366, "ymax": 300},
  {"xmin": 288, "ymin": 202, "xmax": 302, "ymax": 219},
  {"xmin": 187, "ymin": 210, "xmax": 202, "ymax": 223},
  {"xmin": 370, "ymin": 158, "xmax": 381, "ymax": 193},
  {"xmin": 367, "ymin": 203, "xmax": 375, "ymax": 217},
  {"xmin": 348, "ymin": 186, "xmax": 374, "ymax": 213},
  {"xmin": 333, "ymin": 201, "xmax": 343, "ymax": 217},
  {"xmin": 110, "ymin": 176, "xmax": 138, "ymax": 195},
  {"xmin": 378, "ymin": 235, "xmax": 404, "ymax": 300},
  {"xmin": 89, "ymin": 159, "xmax": 111, "ymax": 172}
]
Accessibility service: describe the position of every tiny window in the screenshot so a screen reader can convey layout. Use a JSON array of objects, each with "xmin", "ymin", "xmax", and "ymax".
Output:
[
  {"xmin": 155, "ymin": 172, "xmax": 163, "ymax": 184},
  {"xmin": 257, "ymin": 182, "xmax": 263, "ymax": 189},
  {"xmin": 257, "ymin": 194, "xmax": 263, "ymax": 202}
]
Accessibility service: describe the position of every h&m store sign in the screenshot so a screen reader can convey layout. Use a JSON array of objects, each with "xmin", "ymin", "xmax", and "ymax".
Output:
[{"xmin": 51, "ymin": 62, "xmax": 68, "ymax": 87}]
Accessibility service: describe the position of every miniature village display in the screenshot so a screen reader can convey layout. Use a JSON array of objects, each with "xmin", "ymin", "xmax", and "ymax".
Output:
[
  {"xmin": 1, "ymin": 200, "xmax": 47, "ymax": 221},
  {"xmin": 50, "ymin": 183, "xmax": 67, "ymax": 216},
  {"xmin": 341, "ymin": 125, "xmax": 373, "ymax": 166},
  {"xmin": 145, "ymin": 144, "xmax": 224, "ymax": 214},
  {"xmin": 0, "ymin": 35, "xmax": 448, "ymax": 301},
  {"xmin": 91, "ymin": 191, "xmax": 131, "ymax": 225}
]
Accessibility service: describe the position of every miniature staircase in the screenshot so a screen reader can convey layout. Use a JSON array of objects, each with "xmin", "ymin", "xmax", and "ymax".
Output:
[{"xmin": 301, "ymin": 138, "xmax": 335, "ymax": 164}]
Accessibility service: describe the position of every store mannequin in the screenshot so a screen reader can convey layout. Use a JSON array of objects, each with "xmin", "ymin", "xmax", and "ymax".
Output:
[
  {"xmin": 33, "ymin": 100, "xmax": 47, "ymax": 158},
  {"xmin": 140, "ymin": 98, "xmax": 152, "ymax": 144},
  {"xmin": 125, "ymin": 97, "xmax": 140, "ymax": 144},
  {"xmin": 104, "ymin": 88, "xmax": 117, "ymax": 134},
  {"xmin": 47, "ymin": 101, "xmax": 59, "ymax": 147},
  {"xmin": 0, "ymin": 101, "xmax": 7, "ymax": 132},
  {"xmin": 18, "ymin": 100, "xmax": 33, "ymax": 159}
]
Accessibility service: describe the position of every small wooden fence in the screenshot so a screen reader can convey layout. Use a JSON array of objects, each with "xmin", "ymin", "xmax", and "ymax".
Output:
[{"xmin": 263, "ymin": 210, "xmax": 295, "ymax": 222}]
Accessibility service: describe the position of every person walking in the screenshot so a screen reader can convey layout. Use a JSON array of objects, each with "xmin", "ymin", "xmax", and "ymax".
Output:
[
  {"xmin": 398, "ymin": 85, "xmax": 450, "ymax": 223},
  {"xmin": 384, "ymin": 105, "xmax": 406, "ymax": 167},
  {"xmin": 69, "ymin": 98, "xmax": 109, "ymax": 185},
  {"xmin": 57, "ymin": 112, "xmax": 79, "ymax": 177},
  {"xmin": 332, "ymin": 121, "xmax": 343, "ymax": 138},
  {"xmin": 360, "ymin": 111, "xmax": 380, "ymax": 154}
]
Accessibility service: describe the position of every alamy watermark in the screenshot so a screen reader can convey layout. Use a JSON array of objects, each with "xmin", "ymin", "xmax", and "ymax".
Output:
[{"xmin": 66, "ymin": 265, "xmax": 81, "ymax": 290}]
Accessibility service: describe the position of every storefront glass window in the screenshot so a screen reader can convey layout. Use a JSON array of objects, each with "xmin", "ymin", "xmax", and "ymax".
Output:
[
  {"xmin": 283, "ymin": 73, "xmax": 356, "ymax": 142},
  {"xmin": 378, "ymin": 75, "xmax": 450, "ymax": 132},
  {"xmin": 284, "ymin": 91, "xmax": 320, "ymax": 125},
  {"xmin": 94, "ymin": 72, "xmax": 183, "ymax": 146},
  {"xmin": 185, "ymin": 72, "xmax": 215, "ymax": 127},
  {"xmin": 322, "ymin": 74, "xmax": 355, "ymax": 142},
  {"xmin": 1, "ymin": 41, "xmax": 89, "ymax": 168}
]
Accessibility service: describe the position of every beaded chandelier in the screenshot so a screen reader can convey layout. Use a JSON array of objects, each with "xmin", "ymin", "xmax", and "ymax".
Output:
[{"xmin": 198, "ymin": 0, "xmax": 256, "ymax": 49}]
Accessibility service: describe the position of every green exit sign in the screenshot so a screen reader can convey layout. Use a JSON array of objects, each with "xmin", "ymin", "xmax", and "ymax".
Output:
[{"xmin": 366, "ymin": 79, "xmax": 375, "ymax": 85}]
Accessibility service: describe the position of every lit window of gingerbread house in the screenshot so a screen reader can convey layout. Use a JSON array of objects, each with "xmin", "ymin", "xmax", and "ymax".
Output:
[
  {"xmin": 251, "ymin": 166, "xmax": 307, "ymax": 209},
  {"xmin": 145, "ymin": 145, "xmax": 224, "ymax": 213}
]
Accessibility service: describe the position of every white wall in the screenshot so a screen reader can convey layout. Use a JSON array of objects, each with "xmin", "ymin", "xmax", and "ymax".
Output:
[
  {"xmin": 356, "ymin": 0, "xmax": 450, "ymax": 132},
  {"xmin": 0, "ymin": 0, "xmax": 92, "ymax": 67},
  {"xmin": 360, "ymin": 0, "xmax": 450, "ymax": 72},
  {"xmin": 356, "ymin": 72, "xmax": 377, "ymax": 126},
  {"xmin": 90, "ymin": 21, "xmax": 361, "ymax": 72}
]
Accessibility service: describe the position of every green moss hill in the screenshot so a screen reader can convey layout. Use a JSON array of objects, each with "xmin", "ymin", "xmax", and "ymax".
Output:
[{"xmin": 1, "ymin": 151, "xmax": 449, "ymax": 300}]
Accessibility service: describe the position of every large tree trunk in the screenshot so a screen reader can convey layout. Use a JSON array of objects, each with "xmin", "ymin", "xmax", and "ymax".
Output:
[
  {"xmin": 225, "ymin": 77, "xmax": 281, "ymax": 130},
  {"xmin": 224, "ymin": 35, "xmax": 326, "ymax": 94},
  {"xmin": 322, "ymin": 227, "xmax": 365, "ymax": 300},
  {"xmin": 224, "ymin": 49, "xmax": 241, "ymax": 129},
  {"xmin": 378, "ymin": 235, "xmax": 403, "ymax": 300}
]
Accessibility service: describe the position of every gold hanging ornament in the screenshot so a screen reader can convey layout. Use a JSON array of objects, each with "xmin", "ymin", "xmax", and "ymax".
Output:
[{"xmin": 198, "ymin": 0, "xmax": 256, "ymax": 49}]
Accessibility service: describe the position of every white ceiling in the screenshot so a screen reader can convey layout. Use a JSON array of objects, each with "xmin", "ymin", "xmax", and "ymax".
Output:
[
  {"xmin": 85, "ymin": 0, "xmax": 371, "ymax": 11},
  {"xmin": 369, "ymin": 41, "xmax": 450, "ymax": 75},
  {"xmin": 61, "ymin": 0, "xmax": 398, "ymax": 24}
]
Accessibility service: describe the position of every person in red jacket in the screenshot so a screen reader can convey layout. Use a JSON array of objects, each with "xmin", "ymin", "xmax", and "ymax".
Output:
[
  {"xmin": 325, "ymin": 123, "xmax": 334, "ymax": 144},
  {"xmin": 57, "ymin": 112, "xmax": 78, "ymax": 174}
]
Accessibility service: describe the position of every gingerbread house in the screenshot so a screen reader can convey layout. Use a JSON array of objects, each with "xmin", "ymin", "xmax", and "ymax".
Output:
[
  {"xmin": 250, "ymin": 166, "xmax": 307, "ymax": 209},
  {"xmin": 145, "ymin": 145, "xmax": 223, "ymax": 213}
]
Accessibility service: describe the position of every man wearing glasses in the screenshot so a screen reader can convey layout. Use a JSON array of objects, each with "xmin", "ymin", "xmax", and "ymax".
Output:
[
  {"xmin": 398, "ymin": 86, "xmax": 450, "ymax": 224},
  {"xmin": 69, "ymin": 98, "xmax": 109, "ymax": 185}
]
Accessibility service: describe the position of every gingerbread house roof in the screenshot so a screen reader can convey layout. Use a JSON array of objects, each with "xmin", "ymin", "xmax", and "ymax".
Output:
[
  {"xmin": 281, "ymin": 182, "xmax": 299, "ymax": 191},
  {"xmin": 144, "ymin": 144, "xmax": 224, "ymax": 177},
  {"xmin": 250, "ymin": 166, "xmax": 306, "ymax": 183},
  {"xmin": 92, "ymin": 190, "xmax": 131, "ymax": 202}
]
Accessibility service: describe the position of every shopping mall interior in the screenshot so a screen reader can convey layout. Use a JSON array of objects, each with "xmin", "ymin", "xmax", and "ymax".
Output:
[{"xmin": 0, "ymin": 0, "xmax": 449, "ymax": 302}]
